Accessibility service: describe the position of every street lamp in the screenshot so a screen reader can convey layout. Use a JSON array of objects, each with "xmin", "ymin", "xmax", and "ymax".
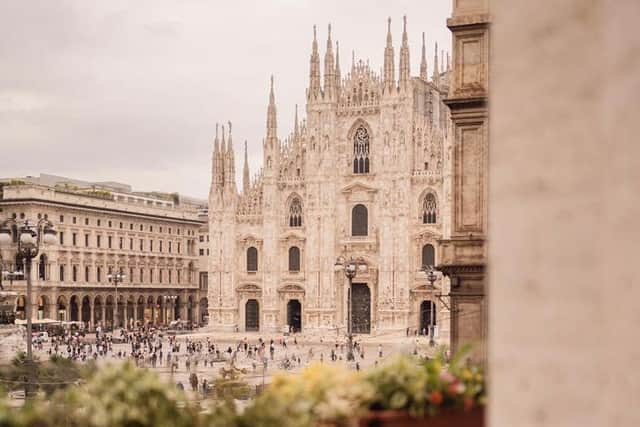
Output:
[
  {"xmin": 334, "ymin": 255, "xmax": 368, "ymax": 362},
  {"xmin": 107, "ymin": 269, "xmax": 126, "ymax": 330},
  {"xmin": 420, "ymin": 264, "xmax": 451, "ymax": 347},
  {"xmin": 0, "ymin": 218, "xmax": 57, "ymax": 363}
]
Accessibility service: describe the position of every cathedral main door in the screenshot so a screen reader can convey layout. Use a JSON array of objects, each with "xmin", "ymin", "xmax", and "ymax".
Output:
[
  {"xmin": 351, "ymin": 283, "xmax": 371, "ymax": 334},
  {"xmin": 245, "ymin": 299, "xmax": 259, "ymax": 331}
]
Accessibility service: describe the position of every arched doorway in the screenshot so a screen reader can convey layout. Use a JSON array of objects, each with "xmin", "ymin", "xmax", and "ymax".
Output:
[
  {"xmin": 419, "ymin": 300, "xmax": 436, "ymax": 336},
  {"xmin": 199, "ymin": 298, "xmax": 208, "ymax": 325},
  {"xmin": 286, "ymin": 299, "xmax": 302, "ymax": 332},
  {"xmin": 69, "ymin": 295, "xmax": 79, "ymax": 321},
  {"xmin": 146, "ymin": 296, "xmax": 154, "ymax": 326},
  {"xmin": 105, "ymin": 295, "xmax": 114, "ymax": 328},
  {"xmin": 56, "ymin": 296, "xmax": 67, "ymax": 321},
  {"xmin": 37, "ymin": 295, "xmax": 49, "ymax": 319},
  {"xmin": 81, "ymin": 296, "xmax": 91, "ymax": 325},
  {"xmin": 245, "ymin": 299, "xmax": 259, "ymax": 331},
  {"xmin": 126, "ymin": 297, "xmax": 135, "ymax": 328},
  {"xmin": 94, "ymin": 296, "xmax": 103, "ymax": 327},
  {"xmin": 174, "ymin": 296, "xmax": 181, "ymax": 321},
  {"xmin": 117, "ymin": 296, "xmax": 125, "ymax": 328},
  {"xmin": 137, "ymin": 296, "xmax": 145, "ymax": 326},
  {"xmin": 187, "ymin": 296, "xmax": 193, "ymax": 323},
  {"xmin": 351, "ymin": 283, "xmax": 371, "ymax": 334},
  {"xmin": 155, "ymin": 296, "xmax": 163, "ymax": 325},
  {"xmin": 15, "ymin": 295, "xmax": 26, "ymax": 320}
]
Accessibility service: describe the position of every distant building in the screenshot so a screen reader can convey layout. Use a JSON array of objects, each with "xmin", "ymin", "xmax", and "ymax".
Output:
[
  {"xmin": 208, "ymin": 18, "xmax": 454, "ymax": 336},
  {"xmin": 0, "ymin": 175, "xmax": 208, "ymax": 328}
]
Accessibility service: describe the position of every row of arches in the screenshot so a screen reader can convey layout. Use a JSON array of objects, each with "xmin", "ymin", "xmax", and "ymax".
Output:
[{"xmin": 14, "ymin": 295, "xmax": 208, "ymax": 328}]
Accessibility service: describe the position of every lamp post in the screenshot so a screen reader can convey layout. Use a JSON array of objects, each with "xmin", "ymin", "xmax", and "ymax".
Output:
[
  {"xmin": 0, "ymin": 219, "xmax": 57, "ymax": 364},
  {"xmin": 421, "ymin": 264, "xmax": 447, "ymax": 347},
  {"xmin": 107, "ymin": 269, "xmax": 126, "ymax": 330},
  {"xmin": 334, "ymin": 256, "xmax": 367, "ymax": 362}
]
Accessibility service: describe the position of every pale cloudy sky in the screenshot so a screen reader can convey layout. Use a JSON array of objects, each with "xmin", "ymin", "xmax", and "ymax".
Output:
[{"xmin": 0, "ymin": 0, "xmax": 451, "ymax": 199}]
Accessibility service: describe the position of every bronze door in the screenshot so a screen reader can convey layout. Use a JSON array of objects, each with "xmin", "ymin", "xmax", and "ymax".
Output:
[
  {"xmin": 351, "ymin": 283, "xmax": 371, "ymax": 334},
  {"xmin": 287, "ymin": 299, "xmax": 302, "ymax": 332},
  {"xmin": 245, "ymin": 299, "xmax": 259, "ymax": 331}
]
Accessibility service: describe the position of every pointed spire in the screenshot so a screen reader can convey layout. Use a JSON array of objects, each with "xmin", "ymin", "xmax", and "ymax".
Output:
[
  {"xmin": 399, "ymin": 15, "xmax": 410, "ymax": 90},
  {"xmin": 225, "ymin": 120, "xmax": 235, "ymax": 189},
  {"xmin": 243, "ymin": 140, "xmax": 250, "ymax": 193},
  {"xmin": 324, "ymin": 23, "xmax": 335, "ymax": 99},
  {"xmin": 335, "ymin": 41, "xmax": 341, "ymax": 94},
  {"xmin": 447, "ymin": 51, "xmax": 451, "ymax": 71},
  {"xmin": 308, "ymin": 25, "xmax": 321, "ymax": 100},
  {"xmin": 351, "ymin": 50, "xmax": 356, "ymax": 72},
  {"xmin": 294, "ymin": 104, "xmax": 299, "ymax": 139},
  {"xmin": 227, "ymin": 120, "xmax": 233, "ymax": 153},
  {"xmin": 266, "ymin": 75, "xmax": 277, "ymax": 142},
  {"xmin": 212, "ymin": 122, "xmax": 220, "ymax": 187},
  {"xmin": 441, "ymin": 49, "xmax": 445, "ymax": 73},
  {"xmin": 220, "ymin": 123, "xmax": 226, "ymax": 154},
  {"xmin": 402, "ymin": 14, "xmax": 408, "ymax": 44},
  {"xmin": 383, "ymin": 17, "xmax": 395, "ymax": 93},
  {"xmin": 420, "ymin": 32, "xmax": 428, "ymax": 80},
  {"xmin": 432, "ymin": 42, "xmax": 440, "ymax": 87}
]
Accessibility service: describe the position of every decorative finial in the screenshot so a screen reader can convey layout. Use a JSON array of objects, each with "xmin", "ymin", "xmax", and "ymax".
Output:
[
  {"xmin": 328, "ymin": 23, "xmax": 331, "ymax": 39},
  {"xmin": 387, "ymin": 17, "xmax": 391, "ymax": 32},
  {"xmin": 313, "ymin": 25, "xmax": 317, "ymax": 41},
  {"xmin": 216, "ymin": 122, "xmax": 219, "ymax": 138},
  {"xmin": 403, "ymin": 15, "xmax": 407, "ymax": 31},
  {"xmin": 228, "ymin": 120, "xmax": 232, "ymax": 135},
  {"xmin": 270, "ymin": 75, "xmax": 274, "ymax": 91}
]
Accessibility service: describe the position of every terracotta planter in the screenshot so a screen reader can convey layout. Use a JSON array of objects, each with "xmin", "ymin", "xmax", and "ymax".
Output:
[{"xmin": 357, "ymin": 407, "xmax": 484, "ymax": 427}]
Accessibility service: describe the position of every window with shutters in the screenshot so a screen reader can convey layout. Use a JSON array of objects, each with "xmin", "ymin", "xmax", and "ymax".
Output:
[
  {"xmin": 247, "ymin": 247, "xmax": 258, "ymax": 272},
  {"xmin": 288, "ymin": 246, "xmax": 301, "ymax": 272},
  {"xmin": 422, "ymin": 244, "xmax": 435, "ymax": 267},
  {"xmin": 351, "ymin": 204, "xmax": 368, "ymax": 236}
]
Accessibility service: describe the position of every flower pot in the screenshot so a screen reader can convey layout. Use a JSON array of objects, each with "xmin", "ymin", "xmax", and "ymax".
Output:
[{"xmin": 357, "ymin": 407, "xmax": 484, "ymax": 427}]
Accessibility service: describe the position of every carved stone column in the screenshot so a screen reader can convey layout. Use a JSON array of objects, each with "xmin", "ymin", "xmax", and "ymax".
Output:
[{"xmin": 438, "ymin": 0, "xmax": 490, "ymax": 361}]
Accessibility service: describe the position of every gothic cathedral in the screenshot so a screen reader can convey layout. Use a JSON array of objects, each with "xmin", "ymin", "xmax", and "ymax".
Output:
[{"xmin": 208, "ymin": 17, "xmax": 453, "ymax": 338}]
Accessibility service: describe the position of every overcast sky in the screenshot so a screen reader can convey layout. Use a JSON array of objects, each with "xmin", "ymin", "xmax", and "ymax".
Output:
[{"xmin": 0, "ymin": 0, "xmax": 451, "ymax": 199}]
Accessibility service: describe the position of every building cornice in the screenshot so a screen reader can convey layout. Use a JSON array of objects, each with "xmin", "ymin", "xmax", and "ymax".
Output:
[{"xmin": 0, "ymin": 198, "xmax": 205, "ymax": 225}]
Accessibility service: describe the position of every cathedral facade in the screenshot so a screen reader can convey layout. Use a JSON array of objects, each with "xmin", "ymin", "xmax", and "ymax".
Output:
[{"xmin": 208, "ymin": 17, "xmax": 453, "ymax": 337}]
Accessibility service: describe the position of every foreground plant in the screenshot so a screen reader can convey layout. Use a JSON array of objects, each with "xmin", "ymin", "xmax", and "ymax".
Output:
[
  {"xmin": 236, "ymin": 362, "xmax": 374, "ymax": 427},
  {"xmin": 365, "ymin": 345, "xmax": 485, "ymax": 417},
  {"xmin": 14, "ymin": 361, "xmax": 202, "ymax": 427}
]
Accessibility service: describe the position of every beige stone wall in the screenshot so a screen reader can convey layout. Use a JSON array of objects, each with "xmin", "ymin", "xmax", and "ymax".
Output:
[{"xmin": 490, "ymin": 0, "xmax": 640, "ymax": 425}]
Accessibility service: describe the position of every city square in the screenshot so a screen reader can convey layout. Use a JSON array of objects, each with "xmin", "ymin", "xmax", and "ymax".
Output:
[{"xmin": 1, "ymin": 0, "xmax": 639, "ymax": 426}]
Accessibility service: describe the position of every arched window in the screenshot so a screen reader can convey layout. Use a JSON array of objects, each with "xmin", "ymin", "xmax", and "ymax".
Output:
[
  {"xmin": 289, "ymin": 197, "xmax": 303, "ymax": 227},
  {"xmin": 422, "ymin": 244, "xmax": 435, "ymax": 268},
  {"xmin": 422, "ymin": 193, "xmax": 437, "ymax": 224},
  {"xmin": 353, "ymin": 126, "xmax": 370, "ymax": 174},
  {"xmin": 288, "ymin": 246, "xmax": 300, "ymax": 272},
  {"xmin": 247, "ymin": 247, "xmax": 258, "ymax": 272},
  {"xmin": 352, "ymin": 204, "xmax": 368, "ymax": 236}
]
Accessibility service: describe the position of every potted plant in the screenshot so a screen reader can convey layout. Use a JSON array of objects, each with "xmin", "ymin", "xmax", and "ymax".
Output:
[{"xmin": 358, "ymin": 347, "xmax": 485, "ymax": 427}]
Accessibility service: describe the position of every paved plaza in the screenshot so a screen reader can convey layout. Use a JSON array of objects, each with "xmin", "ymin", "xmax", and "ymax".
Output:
[{"xmin": 3, "ymin": 327, "xmax": 445, "ymax": 405}]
